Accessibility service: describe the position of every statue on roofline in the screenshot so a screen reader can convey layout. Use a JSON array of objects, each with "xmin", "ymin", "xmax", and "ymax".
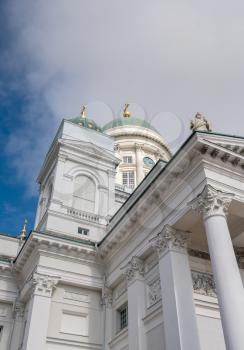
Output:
[{"xmin": 190, "ymin": 112, "xmax": 212, "ymax": 132}]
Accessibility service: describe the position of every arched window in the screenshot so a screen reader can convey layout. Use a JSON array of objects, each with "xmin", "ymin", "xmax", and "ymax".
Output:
[{"xmin": 73, "ymin": 175, "xmax": 96, "ymax": 212}]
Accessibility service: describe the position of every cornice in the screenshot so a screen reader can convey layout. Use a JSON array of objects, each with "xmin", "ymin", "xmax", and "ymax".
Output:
[
  {"xmin": 109, "ymin": 129, "xmax": 171, "ymax": 155},
  {"xmin": 14, "ymin": 231, "xmax": 97, "ymax": 272}
]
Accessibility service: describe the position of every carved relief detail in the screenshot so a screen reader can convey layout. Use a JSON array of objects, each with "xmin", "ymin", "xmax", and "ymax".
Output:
[
  {"xmin": 32, "ymin": 273, "xmax": 59, "ymax": 297},
  {"xmin": 150, "ymin": 225, "xmax": 190, "ymax": 258},
  {"xmin": 192, "ymin": 271, "xmax": 216, "ymax": 297},
  {"xmin": 123, "ymin": 256, "xmax": 144, "ymax": 283},
  {"xmin": 188, "ymin": 185, "xmax": 234, "ymax": 219},
  {"xmin": 148, "ymin": 279, "xmax": 161, "ymax": 307}
]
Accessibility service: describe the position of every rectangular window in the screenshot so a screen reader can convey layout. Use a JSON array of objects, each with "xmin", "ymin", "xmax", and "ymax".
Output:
[
  {"xmin": 123, "ymin": 156, "xmax": 133, "ymax": 164},
  {"xmin": 119, "ymin": 304, "xmax": 128, "ymax": 330},
  {"xmin": 122, "ymin": 171, "xmax": 135, "ymax": 189},
  {"xmin": 78, "ymin": 227, "xmax": 89, "ymax": 236}
]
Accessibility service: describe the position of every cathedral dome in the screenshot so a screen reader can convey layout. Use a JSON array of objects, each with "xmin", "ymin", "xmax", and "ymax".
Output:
[
  {"xmin": 102, "ymin": 117, "xmax": 160, "ymax": 134},
  {"xmin": 70, "ymin": 116, "xmax": 102, "ymax": 132}
]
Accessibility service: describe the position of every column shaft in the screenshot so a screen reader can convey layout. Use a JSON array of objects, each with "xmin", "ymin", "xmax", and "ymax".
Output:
[
  {"xmin": 135, "ymin": 145, "xmax": 144, "ymax": 185},
  {"xmin": 204, "ymin": 214, "xmax": 244, "ymax": 350},
  {"xmin": 189, "ymin": 184, "xmax": 244, "ymax": 350}
]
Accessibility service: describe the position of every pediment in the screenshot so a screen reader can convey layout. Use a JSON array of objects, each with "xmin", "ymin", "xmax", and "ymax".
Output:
[{"xmin": 60, "ymin": 138, "xmax": 119, "ymax": 163}]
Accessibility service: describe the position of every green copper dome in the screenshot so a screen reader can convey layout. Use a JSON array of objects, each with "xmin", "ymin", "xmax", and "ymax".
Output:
[
  {"xmin": 70, "ymin": 116, "xmax": 103, "ymax": 132},
  {"xmin": 102, "ymin": 117, "xmax": 160, "ymax": 134}
]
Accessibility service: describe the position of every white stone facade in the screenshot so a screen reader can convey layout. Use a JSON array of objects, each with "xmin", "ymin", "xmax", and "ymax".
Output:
[{"xmin": 1, "ymin": 118, "xmax": 244, "ymax": 350}]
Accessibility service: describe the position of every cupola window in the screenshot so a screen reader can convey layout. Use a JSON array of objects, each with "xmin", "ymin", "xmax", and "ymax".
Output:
[
  {"xmin": 123, "ymin": 156, "xmax": 133, "ymax": 164},
  {"xmin": 122, "ymin": 171, "xmax": 135, "ymax": 189}
]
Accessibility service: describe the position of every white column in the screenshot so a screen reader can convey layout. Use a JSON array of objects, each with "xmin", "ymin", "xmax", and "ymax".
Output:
[
  {"xmin": 9, "ymin": 301, "xmax": 25, "ymax": 350},
  {"xmin": 151, "ymin": 225, "xmax": 201, "ymax": 350},
  {"xmin": 102, "ymin": 285, "xmax": 113, "ymax": 350},
  {"xmin": 189, "ymin": 185, "xmax": 244, "ymax": 350},
  {"xmin": 135, "ymin": 144, "xmax": 144, "ymax": 185},
  {"xmin": 22, "ymin": 273, "xmax": 58, "ymax": 350},
  {"xmin": 124, "ymin": 256, "xmax": 146, "ymax": 350}
]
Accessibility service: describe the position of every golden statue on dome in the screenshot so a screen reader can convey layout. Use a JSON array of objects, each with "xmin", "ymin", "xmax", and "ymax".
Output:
[
  {"xmin": 19, "ymin": 219, "xmax": 28, "ymax": 240},
  {"xmin": 123, "ymin": 103, "xmax": 131, "ymax": 118},
  {"xmin": 190, "ymin": 112, "xmax": 212, "ymax": 132},
  {"xmin": 80, "ymin": 105, "xmax": 87, "ymax": 119}
]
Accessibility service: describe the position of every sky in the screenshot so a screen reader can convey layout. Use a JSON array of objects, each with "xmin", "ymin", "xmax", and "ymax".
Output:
[{"xmin": 1, "ymin": 0, "xmax": 244, "ymax": 236}]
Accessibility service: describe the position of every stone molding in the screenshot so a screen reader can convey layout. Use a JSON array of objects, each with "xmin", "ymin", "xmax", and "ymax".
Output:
[
  {"xmin": 150, "ymin": 225, "xmax": 190, "ymax": 258},
  {"xmin": 32, "ymin": 273, "xmax": 59, "ymax": 297},
  {"xmin": 188, "ymin": 185, "xmax": 234, "ymax": 219},
  {"xmin": 123, "ymin": 256, "xmax": 145, "ymax": 283},
  {"xmin": 192, "ymin": 271, "xmax": 216, "ymax": 297}
]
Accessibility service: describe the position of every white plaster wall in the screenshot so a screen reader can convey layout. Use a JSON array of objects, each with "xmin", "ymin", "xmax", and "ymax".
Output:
[
  {"xmin": 0, "ymin": 236, "xmax": 19, "ymax": 258},
  {"xmin": 47, "ymin": 284, "xmax": 103, "ymax": 349},
  {"xmin": 146, "ymin": 323, "xmax": 165, "ymax": 350},
  {"xmin": 197, "ymin": 315, "xmax": 226, "ymax": 350}
]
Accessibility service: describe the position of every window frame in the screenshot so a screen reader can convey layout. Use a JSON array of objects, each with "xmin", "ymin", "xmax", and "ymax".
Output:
[
  {"xmin": 123, "ymin": 155, "xmax": 133, "ymax": 164},
  {"xmin": 118, "ymin": 303, "xmax": 128, "ymax": 331},
  {"xmin": 122, "ymin": 171, "xmax": 135, "ymax": 189},
  {"xmin": 77, "ymin": 227, "xmax": 89, "ymax": 236}
]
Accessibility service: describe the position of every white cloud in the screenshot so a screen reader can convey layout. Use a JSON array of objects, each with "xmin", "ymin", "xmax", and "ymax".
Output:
[{"xmin": 3, "ymin": 0, "xmax": 244, "ymax": 195}]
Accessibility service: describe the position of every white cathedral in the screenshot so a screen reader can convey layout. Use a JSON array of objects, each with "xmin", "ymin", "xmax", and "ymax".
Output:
[{"xmin": 0, "ymin": 105, "xmax": 244, "ymax": 350}]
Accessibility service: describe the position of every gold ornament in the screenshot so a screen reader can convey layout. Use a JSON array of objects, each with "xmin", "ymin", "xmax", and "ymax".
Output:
[
  {"xmin": 20, "ymin": 219, "xmax": 28, "ymax": 239},
  {"xmin": 123, "ymin": 103, "xmax": 131, "ymax": 118}
]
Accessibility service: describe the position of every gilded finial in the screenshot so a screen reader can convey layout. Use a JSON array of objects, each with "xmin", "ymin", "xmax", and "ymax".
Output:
[
  {"xmin": 123, "ymin": 103, "xmax": 131, "ymax": 118},
  {"xmin": 80, "ymin": 105, "xmax": 87, "ymax": 120},
  {"xmin": 190, "ymin": 112, "xmax": 212, "ymax": 132},
  {"xmin": 19, "ymin": 219, "xmax": 28, "ymax": 240}
]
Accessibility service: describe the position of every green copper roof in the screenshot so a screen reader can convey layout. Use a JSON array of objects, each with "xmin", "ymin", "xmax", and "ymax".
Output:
[
  {"xmin": 70, "ymin": 116, "xmax": 103, "ymax": 132},
  {"xmin": 102, "ymin": 117, "xmax": 160, "ymax": 135}
]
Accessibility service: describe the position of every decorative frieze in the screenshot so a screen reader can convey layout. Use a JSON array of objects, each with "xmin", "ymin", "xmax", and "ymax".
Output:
[
  {"xmin": 123, "ymin": 256, "xmax": 144, "ymax": 283},
  {"xmin": 188, "ymin": 185, "xmax": 234, "ymax": 219},
  {"xmin": 192, "ymin": 271, "xmax": 216, "ymax": 297},
  {"xmin": 32, "ymin": 273, "xmax": 59, "ymax": 297},
  {"xmin": 150, "ymin": 225, "xmax": 190, "ymax": 258},
  {"xmin": 147, "ymin": 279, "xmax": 161, "ymax": 307}
]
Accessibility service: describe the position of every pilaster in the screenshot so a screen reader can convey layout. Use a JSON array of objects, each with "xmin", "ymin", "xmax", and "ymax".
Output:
[
  {"xmin": 151, "ymin": 225, "xmax": 201, "ymax": 350},
  {"xmin": 22, "ymin": 273, "xmax": 59, "ymax": 350},
  {"xmin": 9, "ymin": 300, "xmax": 25, "ymax": 350},
  {"xmin": 123, "ymin": 256, "xmax": 146, "ymax": 350}
]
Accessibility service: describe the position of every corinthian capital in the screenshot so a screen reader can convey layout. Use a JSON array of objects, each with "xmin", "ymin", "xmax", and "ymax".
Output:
[
  {"xmin": 188, "ymin": 185, "xmax": 234, "ymax": 220},
  {"xmin": 123, "ymin": 256, "xmax": 144, "ymax": 283},
  {"xmin": 32, "ymin": 273, "xmax": 59, "ymax": 297},
  {"xmin": 150, "ymin": 225, "xmax": 190, "ymax": 258}
]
